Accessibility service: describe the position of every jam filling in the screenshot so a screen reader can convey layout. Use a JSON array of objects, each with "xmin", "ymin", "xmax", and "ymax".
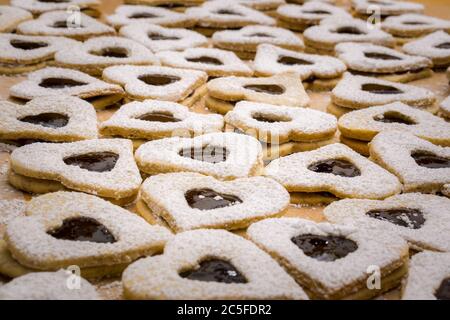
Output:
[
  {"xmin": 402, "ymin": 21, "xmax": 428, "ymax": 25},
  {"xmin": 47, "ymin": 217, "xmax": 116, "ymax": 244},
  {"xmin": 252, "ymin": 113, "xmax": 291, "ymax": 123},
  {"xmin": 137, "ymin": 111, "xmax": 181, "ymax": 122},
  {"xmin": 39, "ymin": 0, "xmax": 70, "ymax": 2},
  {"xmin": 308, "ymin": 159, "xmax": 361, "ymax": 177},
  {"xmin": 179, "ymin": 145, "xmax": 229, "ymax": 163},
  {"xmin": 19, "ymin": 113, "xmax": 69, "ymax": 129},
  {"xmin": 10, "ymin": 39, "xmax": 49, "ymax": 50},
  {"xmin": 147, "ymin": 32, "xmax": 180, "ymax": 40},
  {"xmin": 291, "ymin": 234, "xmax": 358, "ymax": 262},
  {"xmin": 129, "ymin": 12, "xmax": 158, "ymax": 19},
  {"xmin": 366, "ymin": 208, "xmax": 425, "ymax": 229},
  {"xmin": 243, "ymin": 84, "xmax": 285, "ymax": 95},
  {"xmin": 435, "ymin": 278, "xmax": 450, "ymax": 300},
  {"xmin": 138, "ymin": 74, "xmax": 181, "ymax": 86},
  {"xmin": 52, "ymin": 21, "xmax": 84, "ymax": 28},
  {"xmin": 364, "ymin": 52, "xmax": 402, "ymax": 60},
  {"xmin": 362, "ymin": 83, "xmax": 403, "ymax": 94},
  {"xmin": 373, "ymin": 111, "xmax": 415, "ymax": 124},
  {"xmin": 186, "ymin": 56, "xmax": 223, "ymax": 65},
  {"xmin": 303, "ymin": 10, "xmax": 331, "ymax": 14},
  {"xmin": 180, "ymin": 259, "xmax": 247, "ymax": 283},
  {"xmin": 63, "ymin": 152, "xmax": 119, "ymax": 172},
  {"xmin": 215, "ymin": 9, "xmax": 242, "ymax": 16},
  {"xmin": 277, "ymin": 55, "xmax": 313, "ymax": 66},
  {"xmin": 335, "ymin": 26, "xmax": 365, "ymax": 35},
  {"xmin": 90, "ymin": 47, "xmax": 129, "ymax": 58},
  {"xmin": 436, "ymin": 42, "xmax": 450, "ymax": 49},
  {"xmin": 185, "ymin": 188, "xmax": 242, "ymax": 210},
  {"xmin": 247, "ymin": 33, "xmax": 274, "ymax": 38},
  {"xmin": 39, "ymin": 77, "xmax": 87, "ymax": 89},
  {"xmin": 411, "ymin": 151, "xmax": 450, "ymax": 169}
]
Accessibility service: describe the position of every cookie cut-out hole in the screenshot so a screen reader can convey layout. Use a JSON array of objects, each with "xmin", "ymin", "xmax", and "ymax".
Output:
[
  {"xmin": 185, "ymin": 188, "xmax": 243, "ymax": 210},
  {"xmin": 63, "ymin": 152, "xmax": 119, "ymax": 172},
  {"xmin": 186, "ymin": 56, "xmax": 224, "ymax": 65},
  {"xmin": 19, "ymin": 113, "xmax": 69, "ymax": 129},
  {"xmin": 366, "ymin": 208, "xmax": 425, "ymax": 229},
  {"xmin": 179, "ymin": 145, "xmax": 229, "ymax": 163},
  {"xmin": 244, "ymin": 84, "xmax": 285, "ymax": 95},
  {"xmin": 435, "ymin": 278, "xmax": 450, "ymax": 300},
  {"xmin": 435, "ymin": 42, "xmax": 450, "ymax": 49},
  {"xmin": 411, "ymin": 151, "xmax": 450, "ymax": 169},
  {"xmin": 10, "ymin": 39, "xmax": 49, "ymax": 50},
  {"xmin": 38, "ymin": 0, "xmax": 70, "ymax": 2},
  {"xmin": 335, "ymin": 26, "xmax": 365, "ymax": 35},
  {"xmin": 137, "ymin": 111, "xmax": 181, "ymax": 123},
  {"xmin": 364, "ymin": 52, "xmax": 402, "ymax": 60},
  {"xmin": 129, "ymin": 12, "xmax": 159, "ymax": 19},
  {"xmin": 252, "ymin": 113, "xmax": 291, "ymax": 123},
  {"xmin": 402, "ymin": 21, "xmax": 428, "ymax": 25},
  {"xmin": 179, "ymin": 259, "xmax": 247, "ymax": 284},
  {"xmin": 362, "ymin": 83, "xmax": 403, "ymax": 94},
  {"xmin": 247, "ymin": 33, "xmax": 274, "ymax": 38},
  {"xmin": 51, "ymin": 20, "xmax": 83, "ymax": 28},
  {"xmin": 277, "ymin": 55, "xmax": 313, "ymax": 66},
  {"xmin": 90, "ymin": 47, "xmax": 130, "ymax": 58},
  {"xmin": 47, "ymin": 217, "xmax": 116, "ymax": 244},
  {"xmin": 373, "ymin": 111, "xmax": 416, "ymax": 125},
  {"xmin": 368, "ymin": 0, "xmax": 392, "ymax": 4},
  {"xmin": 39, "ymin": 78, "xmax": 87, "ymax": 89},
  {"xmin": 148, "ymin": 32, "xmax": 180, "ymax": 41},
  {"xmin": 291, "ymin": 234, "xmax": 358, "ymax": 262},
  {"xmin": 308, "ymin": 159, "xmax": 361, "ymax": 177},
  {"xmin": 215, "ymin": 9, "xmax": 243, "ymax": 16},
  {"xmin": 303, "ymin": 10, "xmax": 331, "ymax": 14},
  {"xmin": 138, "ymin": 74, "xmax": 181, "ymax": 86}
]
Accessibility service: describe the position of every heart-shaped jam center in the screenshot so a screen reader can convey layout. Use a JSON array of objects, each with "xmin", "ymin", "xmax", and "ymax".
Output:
[
  {"xmin": 252, "ymin": 113, "xmax": 291, "ymax": 123},
  {"xmin": 366, "ymin": 208, "xmax": 425, "ymax": 229},
  {"xmin": 148, "ymin": 32, "xmax": 180, "ymax": 41},
  {"xmin": 244, "ymin": 84, "xmax": 285, "ymax": 95},
  {"xmin": 403, "ymin": 21, "xmax": 428, "ymax": 25},
  {"xmin": 19, "ymin": 113, "xmax": 69, "ymax": 129},
  {"xmin": 277, "ymin": 55, "xmax": 313, "ymax": 66},
  {"xmin": 215, "ymin": 9, "xmax": 242, "ymax": 16},
  {"xmin": 180, "ymin": 259, "xmax": 247, "ymax": 283},
  {"xmin": 335, "ymin": 26, "xmax": 365, "ymax": 35},
  {"xmin": 187, "ymin": 56, "xmax": 223, "ymax": 65},
  {"xmin": 129, "ymin": 12, "xmax": 158, "ymax": 19},
  {"xmin": 247, "ymin": 33, "xmax": 274, "ymax": 38},
  {"xmin": 63, "ymin": 152, "xmax": 119, "ymax": 172},
  {"xmin": 435, "ymin": 278, "xmax": 450, "ymax": 300},
  {"xmin": 436, "ymin": 42, "xmax": 450, "ymax": 49},
  {"xmin": 137, "ymin": 111, "xmax": 181, "ymax": 122},
  {"xmin": 411, "ymin": 151, "xmax": 450, "ymax": 169},
  {"xmin": 91, "ymin": 47, "xmax": 129, "ymax": 58},
  {"xmin": 138, "ymin": 74, "xmax": 181, "ymax": 86},
  {"xmin": 179, "ymin": 145, "xmax": 229, "ymax": 163},
  {"xmin": 10, "ymin": 39, "xmax": 49, "ymax": 50},
  {"xmin": 362, "ymin": 83, "xmax": 403, "ymax": 94},
  {"xmin": 39, "ymin": 78, "xmax": 87, "ymax": 89},
  {"xmin": 48, "ymin": 217, "xmax": 116, "ymax": 243},
  {"xmin": 373, "ymin": 111, "xmax": 415, "ymax": 124},
  {"xmin": 308, "ymin": 159, "xmax": 361, "ymax": 177},
  {"xmin": 303, "ymin": 10, "xmax": 331, "ymax": 14},
  {"xmin": 185, "ymin": 188, "xmax": 242, "ymax": 210},
  {"xmin": 291, "ymin": 234, "xmax": 358, "ymax": 262},
  {"xmin": 364, "ymin": 52, "xmax": 402, "ymax": 60}
]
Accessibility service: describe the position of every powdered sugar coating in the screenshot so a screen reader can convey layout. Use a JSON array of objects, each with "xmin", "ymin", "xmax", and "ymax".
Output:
[
  {"xmin": 5, "ymin": 192, "xmax": 172, "ymax": 270},
  {"xmin": 11, "ymin": 0, "xmax": 99, "ymax": 14},
  {"xmin": 157, "ymin": 48, "xmax": 253, "ymax": 77},
  {"xmin": 106, "ymin": 5, "xmax": 195, "ymax": 29},
  {"xmin": 332, "ymin": 73, "xmax": 436, "ymax": 109},
  {"xmin": 0, "ymin": 199, "xmax": 26, "ymax": 238},
  {"xmin": 0, "ymin": 270, "xmax": 100, "ymax": 300},
  {"xmin": 102, "ymin": 65, "xmax": 206, "ymax": 101},
  {"xmin": 122, "ymin": 229, "xmax": 307, "ymax": 300},
  {"xmin": 225, "ymin": 101, "xmax": 337, "ymax": 143},
  {"xmin": 209, "ymin": 0, "xmax": 285, "ymax": 11},
  {"xmin": 402, "ymin": 31, "xmax": 450, "ymax": 67},
  {"xmin": 16, "ymin": 11, "xmax": 114, "ymax": 40},
  {"xmin": 120, "ymin": 24, "xmax": 207, "ymax": 52},
  {"xmin": 0, "ymin": 96, "xmax": 98, "ymax": 142},
  {"xmin": 0, "ymin": 5, "xmax": 32, "ymax": 33},
  {"xmin": 277, "ymin": 2, "xmax": 351, "ymax": 25},
  {"xmin": 440, "ymin": 96, "xmax": 450, "ymax": 118},
  {"xmin": 382, "ymin": 14, "xmax": 450, "ymax": 38},
  {"xmin": 335, "ymin": 42, "xmax": 432, "ymax": 74},
  {"xmin": 338, "ymin": 102, "xmax": 450, "ymax": 145},
  {"xmin": 247, "ymin": 218, "xmax": 408, "ymax": 299},
  {"xmin": 403, "ymin": 252, "xmax": 450, "ymax": 300},
  {"xmin": 351, "ymin": 0, "xmax": 423, "ymax": 16},
  {"xmin": 253, "ymin": 44, "xmax": 346, "ymax": 79},
  {"xmin": 100, "ymin": 100, "xmax": 223, "ymax": 140},
  {"xmin": 10, "ymin": 139, "xmax": 142, "ymax": 199},
  {"xmin": 135, "ymin": 132, "xmax": 263, "ymax": 180},
  {"xmin": 10, "ymin": 67, "xmax": 124, "ymax": 100},
  {"xmin": 369, "ymin": 130, "xmax": 450, "ymax": 193},
  {"xmin": 324, "ymin": 193, "xmax": 450, "ymax": 252},
  {"xmin": 140, "ymin": 172, "xmax": 290, "ymax": 232},
  {"xmin": 265, "ymin": 143, "xmax": 401, "ymax": 199}
]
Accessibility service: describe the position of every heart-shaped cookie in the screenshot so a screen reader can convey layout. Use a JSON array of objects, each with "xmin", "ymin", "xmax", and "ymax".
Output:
[
  {"xmin": 382, "ymin": 13, "xmax": 450, "ymax": 40},
  {"xmin": 122, "ymin": 229, "xmax": 307, "ymax": 299},
  {"xmin": 11, "ymin": 0, "xmax": 100, "ymax": 16},
  {"xmin": 402, "ymin": 31, "xmax": 450, "ymax": 68},
  {"xmin": 351, "ymin": 0, "xmax": 423, "ymax": 19},
  {"xmin": 228, "ymin": 0, "xmax": 285, "ymax": 11},
  {"xmin": 0, "ymin": 5, "xmax": 32, "ymax": 33}
]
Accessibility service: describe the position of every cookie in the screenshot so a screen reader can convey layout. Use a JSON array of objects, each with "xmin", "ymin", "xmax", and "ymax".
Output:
[
  {"xmin": 0, "ymin": 192, "xmax": 172, "ymax": 279},
  {"xmin": 157, "ymin": 48, "xmax": 253, "ymax": 77},
  {"xmin": 338, "ymin": 102, "xmax": 450, "ymax": 152},
  {"xmin": 440, "ymin": 96, "xmax": 450, "ymax": 119},
  {"xmin": 122, "ymin": 229, "xmax": 307, "ymax": 300},
  {"xmin": 124, "ymin": 0, "xmax": 204, "ymax": 9},
  {"xmin": 100, "ymin": 100, "xmax": 223, "ymax": 141},
  {"xmin": 0, "ymin": 96, "xmax": 98, "ymax": 145},
  {"xmin": 382, "ymin": 14, "xmax": 450, "ymax": 43},
  {"xmin": 247, "ymin": 218, "xmax": 409, "ymax": 299},
  {"xmin": 0, "ymin": 270, "xmax": 100, "ymax": 300},
  {"xmin": 402, "ymin": 31, "xmax": 450, "ymax": 68},
  {"xmin": 137, "ymin": 172, "xmax": 289, "ymax": 232},
  {"xmin": 212, "ymin": 25, "xmax": 304, "ymax": 60},
  {"xmin": 186, "ymin": 1, "xmax": 276, "ymax": 36},
  {"xmin": 276, "ymin": 2, "xmax": 351, "ymax": 32},
  {"xmin": 0, "ymin": 34, "xmax": 80, "ymax": 75},
  {"xmin": 265, "ymin": 143, "xmax": 401, "ymax": 205},
  {"xmin": 253, "ymin": 44, "xmax": 346, "ymax": 91},
  {"xmin": 325, "ymin": 193, "xmax": 450, "ymax": 253},
  {"xmin": 335, "ymin": 42, "xmax": 433, "ymax": 83},
  {"xmin": 351, "ymin": 0, "xmax": 423, "ymax": 19},
  {"xmin": 303, "ymin": 17, "xmax": 395, "ymax": 55},
  {"xmin": 135, "ymin": 132, "xmax": 263, "ymax": 180},
  {"xmin": 9, "ymin": 67, "xmax": 125, "ymax": 110},
  {"xmin": 11, "ymin": 0, "xmax": 101, "ymax": 17},
  {"xmin": 0, "ymin": 5, "xmax": 32, "ymax": 33},
  {"xmin": 369, "ymin": 130, "xmax": 450, "ymax": 194},
  {"xmin": 218, "ymin": 0, "xmax": 285, "ymax": 11},
  {"xmin": 120, "ymin": 23, "xmax": 207, "ymax": 52},
  {"xmin": 224, "ymin": 101, "xmax": 336, "ymax": 144},
  {"xmin": 16, "ymin": 11, "xmax": 115, "ymax": 41},
  {"xmin": 328, "ymin": 73, "xmax": 437, "ymax": 118},
  {"xmin": 205, "ymin": 72, "xmax": 310, "ymax": 114},
  {"xmin": 403, "ymin": 252, "xmax": 450, "ymax": 300},
  {"xmin": 9, "ymin": 139, "xmax": 142, "ymax": 205},
  {"xmin": 106, "ymin": 5, "xmax": 196, "ymax": 29},
  {"xmin": 54, "ymin": 36, "xmax": 159, "ymax": 77},
  {"xmin": 102, "ymin": 65, "xmax": 207, "ymax": 104}
]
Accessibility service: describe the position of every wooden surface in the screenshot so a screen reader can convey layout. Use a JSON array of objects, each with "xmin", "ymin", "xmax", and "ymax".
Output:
[{"xmin": 0, "ymin": 0, "xmax": 449, "ymax": 299}]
